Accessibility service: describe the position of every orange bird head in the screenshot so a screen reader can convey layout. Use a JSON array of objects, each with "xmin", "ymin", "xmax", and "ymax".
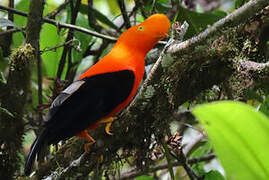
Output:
[{"xmin": 116, "ymin": 14, "xmax": 171, "ymax": 54}]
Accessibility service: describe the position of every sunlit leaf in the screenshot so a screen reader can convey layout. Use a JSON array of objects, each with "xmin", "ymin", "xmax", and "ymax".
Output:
[
  {"xmin": 40, "ymin": 24, "xmax": 63, "ymax": 78},
  {"xmin": 193, "ymin": 101, "xmax": 269, "ymax": 180},
  {"xmin": 205, "ymin": 170, "xmax": 225, "ymax": 180}
]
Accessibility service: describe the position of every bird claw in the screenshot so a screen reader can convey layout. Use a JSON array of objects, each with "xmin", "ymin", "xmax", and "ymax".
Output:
[
  {"xmin": 77, "ymin": 130, "xmax": 96, "ymax": 152},
  {"xmin": 105, "ymin": 122, "xmax": 113, "ymax": 135},
  {"xmin": 84, "ymin": 141, "xmax": 95, "ymax": 152},
  {"xmin": 99, "ymin": 117, "xmax": 116, "ymax": 135}
]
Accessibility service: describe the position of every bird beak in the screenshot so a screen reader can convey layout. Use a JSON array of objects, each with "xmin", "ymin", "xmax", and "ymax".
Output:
[
  {"xmin": 156, "ymin": 33, "xmax": 169, "ymax": 39},
  {"xmin": 163, "ymin": 33, "xmax": 169, "ymax": 38}
]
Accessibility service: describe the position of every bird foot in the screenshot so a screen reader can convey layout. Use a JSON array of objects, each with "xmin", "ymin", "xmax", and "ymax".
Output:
[
  {"xmin": 77, "ymin": 130, "xmax": 96, "ymax": 152},
  {"xmin": 84, "ymin": 141, "xmax": 95, "ymax": 152},
  {"xmin": 99, "ymin": 117, "xmax": 117, "ymax": 135}
]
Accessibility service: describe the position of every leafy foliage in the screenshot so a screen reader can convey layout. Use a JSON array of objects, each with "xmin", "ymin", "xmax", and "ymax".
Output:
[{"xmin": 193, "ymin": 101, "xmax": 269, "ymax": 180}]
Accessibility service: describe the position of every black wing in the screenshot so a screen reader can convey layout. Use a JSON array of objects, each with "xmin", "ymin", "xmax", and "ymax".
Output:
[{"xmin": 45, "ymin": 70, "xmax": 135, "ymax": 145}]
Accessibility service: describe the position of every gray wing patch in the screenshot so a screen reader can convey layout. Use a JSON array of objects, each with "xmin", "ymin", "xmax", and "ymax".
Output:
[{"xmin": 44, "ymin": 80, "xmax": 85, "ymax": 121}]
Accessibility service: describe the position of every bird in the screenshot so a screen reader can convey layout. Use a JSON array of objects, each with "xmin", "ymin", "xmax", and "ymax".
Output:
[{"xmin": 24, "ymin": 14, "xmax": 170, "ymax": 176}]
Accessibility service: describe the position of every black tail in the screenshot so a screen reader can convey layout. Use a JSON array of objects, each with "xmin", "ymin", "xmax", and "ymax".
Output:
[{"xmin": 24, "ymin": 129, "xmax": 48, "ymax": 176}]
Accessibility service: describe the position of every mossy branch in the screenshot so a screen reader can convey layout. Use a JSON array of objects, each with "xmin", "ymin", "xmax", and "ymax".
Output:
[
  {"xmin": 0, "ymin": 44, "xmax": 35, "ymax": 179},
  {"xmin": 32, "ymin": 0, "xmax": 269, "ymax": 179},
  {"xmin": 0, "ymin": 0, "xmax": 44, "ymax": 179}
]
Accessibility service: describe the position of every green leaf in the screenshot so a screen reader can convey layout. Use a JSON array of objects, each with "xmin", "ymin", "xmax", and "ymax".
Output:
[
  {"xmin": 193, "ymin": 101, "xmax": 269, "ymax": 180},
  {"xmin": 205, "ymin": 170, "xmax": 225, "ymax": 180},
  {"xmin": 135, "ymin": 175, "xmax": 154, "ymax": 180},
  {"xmin": 40, "ymin": 23, "xmax": 63, "ymax": 78},
  {"xmin": 79, "ymin": 4, "xmax": 118, "ymax": 30},
  {"xmin": 12, "ymin": 0, "xmax": 30, "ymax": 48},
  {"xmin": 176, "ymin": 6, "xmax": 226, "ymax": 39},
  {"xmin": 73, "ymin": 13, "xmax": 93, "ymax": 64}
]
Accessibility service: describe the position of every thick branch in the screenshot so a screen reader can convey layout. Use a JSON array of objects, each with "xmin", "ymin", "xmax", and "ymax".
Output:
[
  {"xmin": 167, "ymin": 0, "xmax": 268, "ymax": 54},
  {"xmin": 33, "ymin": 0, "xmax": 268, "ymax": 179}
]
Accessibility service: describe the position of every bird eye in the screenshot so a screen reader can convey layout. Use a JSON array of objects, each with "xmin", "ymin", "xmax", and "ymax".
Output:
[{"xmin": 137, "ymin": 26, "xmax": 144, "ymax": 31}]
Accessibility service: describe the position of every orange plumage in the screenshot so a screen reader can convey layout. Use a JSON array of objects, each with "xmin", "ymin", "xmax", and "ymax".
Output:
[{"xmin": 80, "ymin": 13, "xmax": 170, "ymax": 118}]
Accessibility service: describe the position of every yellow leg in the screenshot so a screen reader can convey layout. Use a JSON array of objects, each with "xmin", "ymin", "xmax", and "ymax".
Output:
[
  {"xmin": 77, "ymin": 130, "xmax": 96, "ymax": 152},
  {"xmin": 98, "ymin": 117, "xmax": 117, "ymax": 135}
]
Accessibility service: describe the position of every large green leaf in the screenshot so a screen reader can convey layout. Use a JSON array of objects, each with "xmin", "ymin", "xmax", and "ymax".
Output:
[
  {"xmin": 176, "ymin": 6, "xmax": 226, "ymax": 39},
  {"xmin": 193, "ymin": 101, "xmax": 269, "ymax": 180}
]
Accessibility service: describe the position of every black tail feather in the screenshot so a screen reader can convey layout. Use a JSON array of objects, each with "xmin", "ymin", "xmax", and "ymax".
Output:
[{"xmin": 24, "ymin": 129, "xmax": 48, "ymax": 176}]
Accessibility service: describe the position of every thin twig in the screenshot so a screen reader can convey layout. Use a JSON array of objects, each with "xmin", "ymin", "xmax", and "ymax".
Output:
[
  {"xmin": 0, "ymin": 4, "xmax": 169, "ymax": 44},
  {"xmin": 56, "ymin": 0, "xmax": 81, "ymax": 79},
  {"xmin": 45, "ymin": 0, "xmax": 72, "ymax": 19},
  {"xmin": 169, "ymin": 149, "xmax": 201, "ymax": 180},
  {"xmin": 65, "ymin": 47, "xmax": 73, "ymax": 80},
  {"xmin": 40, "ymin": 39, "xmax": 75, "ymax": 53},
  {"xmin": 118, "ymin": 4, "xmax": 138, "ymax": 31},
  {"xmin": 188, "ymin": 153, "xmax": 215, "ymax": 164},
  {"xmin": 37, "ymin": 44, "xmax": 43, "ymax": 123},
  {"xmin": 0, "ymin": 27, "xmax": 24, "ymax": 36},
  {"xmin": 161, "ymin": 139, "xmax": 175, "ymax": 180},
  {"xmin": 6, "ymin": 0, "xmax": 14, "ymax": 49},
  {"xmin": 117, "ymin": 0, "xmax": 131, "ymax": 29},
  {"xmin": 135, "ymin": 0, "xmax": 148, "ymax": 18},
  {"xmin": 119, "ymin": 153, "xmax": 215, "ymax": 180},
  {"xmin": 87, "ymin": 0, "xmax": 102, "ymax": 31},
  {"xmin": 0, "ymin": 4, "xmax": 117, "ymax": 41}
]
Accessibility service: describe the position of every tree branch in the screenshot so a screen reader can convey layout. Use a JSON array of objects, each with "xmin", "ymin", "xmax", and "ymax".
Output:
[
  {"xmin": 56, "ymin": 0, "xmax": 81, "ymax": 79},
  {"xmin": 167, "ymin": 0, "xmax": 268, "ymax": 54},
  {"xmin": 117, "ymin": 0, "xmax": 131, "ymax": 29},
  {"xmin": 29, "ymin": 0, "xmax": 269, "ymax": 179},
  {"xmin": 45, "ymin": 0, "xmax": 72, "ymax": 19},
  {"xmin": 117, "ymin": 153, "xmax": 216, "ymax": 180},
  {"xmin": 0, "ymin": 0, "xmax": 44, "ymax": 178},
  {"xmin": 0, "ymin": 4, "xmax": 117, "ymax": 42}
]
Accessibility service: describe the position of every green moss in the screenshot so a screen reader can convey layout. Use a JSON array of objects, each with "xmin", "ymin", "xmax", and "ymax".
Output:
[
  {"xmin": 143, "ymin": 85, "xmax": 155, "ymax": 99},
  {"xmin": 9, "ymin": 44, "xmax": 35, "ymax": 71},
  {"xmin": 161, "ymin": 54, "xmax": 175, "ymax": 68}
]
